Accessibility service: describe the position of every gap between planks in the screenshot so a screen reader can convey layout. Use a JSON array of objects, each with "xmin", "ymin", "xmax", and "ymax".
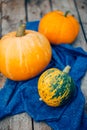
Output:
[{"xmin": 0, "ymin": 0, "xmax": 87, "ymax": 130}]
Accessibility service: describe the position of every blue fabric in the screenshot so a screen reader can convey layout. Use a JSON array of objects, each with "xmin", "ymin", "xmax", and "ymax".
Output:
[{"xmin": 0, "ymin": 21, "xmax": 87, "ymax": 130}]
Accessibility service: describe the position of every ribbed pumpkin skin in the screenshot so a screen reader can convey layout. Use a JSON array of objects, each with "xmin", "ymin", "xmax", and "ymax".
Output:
[
  {"xmin": 0, "ymin": 30, "xmax": 52, "ymax": 81},
  {"xmin": 38, "ymin": 68, "xmax": 75, "ymax": 107},
  {"xmin": 38, "ymin": 10, "xmax": 80, "ymax": 44}
]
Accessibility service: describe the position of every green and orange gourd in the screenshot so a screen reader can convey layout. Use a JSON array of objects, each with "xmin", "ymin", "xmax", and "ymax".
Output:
[{"xmin": 38, "ymin": 65, "xmax": 76, "ymax": 107}]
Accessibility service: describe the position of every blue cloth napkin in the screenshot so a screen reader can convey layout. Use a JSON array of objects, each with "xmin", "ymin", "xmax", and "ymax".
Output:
[{"xmin": 0, "ymin": 21, "xmax": 87, "ymax": 130}]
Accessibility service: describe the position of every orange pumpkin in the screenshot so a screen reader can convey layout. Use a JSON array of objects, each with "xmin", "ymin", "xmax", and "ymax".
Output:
[
  {"xmin": 0, "ymin": 24, "xmax": 52, "ymax": 81},
  {"xmin": 38, "ymin": 10, "xmax": 80, "ymax": 44}
]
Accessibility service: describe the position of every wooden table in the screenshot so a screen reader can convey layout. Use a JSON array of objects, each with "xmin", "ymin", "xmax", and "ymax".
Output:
[{"xmin": 0, "ymin": 0, "xmax": 87, "ymax": 129}]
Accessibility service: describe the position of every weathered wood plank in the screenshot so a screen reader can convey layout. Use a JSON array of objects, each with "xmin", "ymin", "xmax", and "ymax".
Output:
[
  {"xmin": 27, "ymin": 0, "xmax": 51, "ymax": 21},
  {"xmin": 1, "ymin": 0, "xmax": 26, "ymax": 35},
  {"xmin": 0, "ymin": 116, "xmax": 11, "ymax": 130},
  {"xmin": 74, "ymin": 0, "xmax": 87, "ymax": 42},
  {"xmin": 0, "ymin": 113, "xmax": 32, "ymax": 130},
  {"xmin": 82, "ymin": 72, "xmax": 87, "ymax": 113},
  {"xmin": 9, "ymin": 113, "xmax": 32, "ymax": 130},
  {"xmin": 34, "ymin": 121, "xmax": 51, "ymax": 130},
  {"xmin": 0, "ymin": 0, "xmax": 87, "ymax": 130},
  {"xmin": 0, "ymin": 73, "xmax": 6, "ymax": 88},
  {"xmin": 27, "ymin": 0, "xmax": 41, "ymax": 21}
]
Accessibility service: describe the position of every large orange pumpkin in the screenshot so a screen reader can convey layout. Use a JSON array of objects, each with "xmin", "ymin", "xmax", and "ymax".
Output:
[
  {"xmin": 0, "ymin": 24, "xmax": 52, "ymax": 81},
  {"xmin": 38, "ymin": 10, "xmax": 80, "ymax": 44}
]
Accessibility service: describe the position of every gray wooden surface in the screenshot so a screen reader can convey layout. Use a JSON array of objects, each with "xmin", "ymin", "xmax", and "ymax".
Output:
[{"xmin": 0, "ymin": 0, "xmax": 87, "ymax": 130}]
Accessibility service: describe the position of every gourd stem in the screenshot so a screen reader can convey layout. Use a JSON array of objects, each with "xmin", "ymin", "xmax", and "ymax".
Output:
[
  {"xmin": 16, "ymin": 23, "xmax": 26, "ymax": 37},
  {"xmin": 39, "ymin": 98, "xmax": 42, "ymax": 101},
  {"xmin": 64, "ymin": 10, "xmax": 70, "ymax": 17},
  {"xmin": 63, "ymin": 65, "xmax": 71, "ymax": 74}
]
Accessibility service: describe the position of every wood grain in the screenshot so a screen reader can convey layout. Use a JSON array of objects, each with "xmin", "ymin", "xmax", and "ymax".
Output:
[
  {"xmin": 27, "ymin": 0, "xmax": 51, "ymax": 21},
  {"xmin": 0, "ymin": 113, "xmax": 32, "ymax": 130},
  {"xmin": 74, "ymin": 0, "xmax": 87, "ymax": 41},
  {"xmin": 0, "ymin": 73, "xmax": 6, "ymax": 88},
  {"xmin": 1, "ymin": 0, "xmax": 26, "ymax": 35},
  {"xmin": 34, "ymin": 121, "xmax": 51, "ymax": 130},
  {"xmin": 0, "ymin": 0, "xmax": 87, "ymax": 130},
  {"xmin": 9, "ymin": 113, "xmax": 32, "ymax": 130}
]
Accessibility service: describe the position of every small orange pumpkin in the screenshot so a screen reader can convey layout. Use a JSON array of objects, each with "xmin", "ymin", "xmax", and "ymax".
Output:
[
  {"xmin": 0, "ymin": 24, "xmax": 52, "ymax": 81},
  {"xmin": 38, "ymin": 10, "xmax": 80, "ymax": 44}
]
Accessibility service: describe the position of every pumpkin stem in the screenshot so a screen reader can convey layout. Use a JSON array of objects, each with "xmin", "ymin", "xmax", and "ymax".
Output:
[
  {"xmin": 64, "ymin": 10, "xmax": 70, "ymax": 17},
  {"xmin": 63, "ymin": 65, "xmax": 71, "ymax": 74},
  {"xmin": 16, "ymin": 21, "xmax": 26, "ymax": 37}
]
